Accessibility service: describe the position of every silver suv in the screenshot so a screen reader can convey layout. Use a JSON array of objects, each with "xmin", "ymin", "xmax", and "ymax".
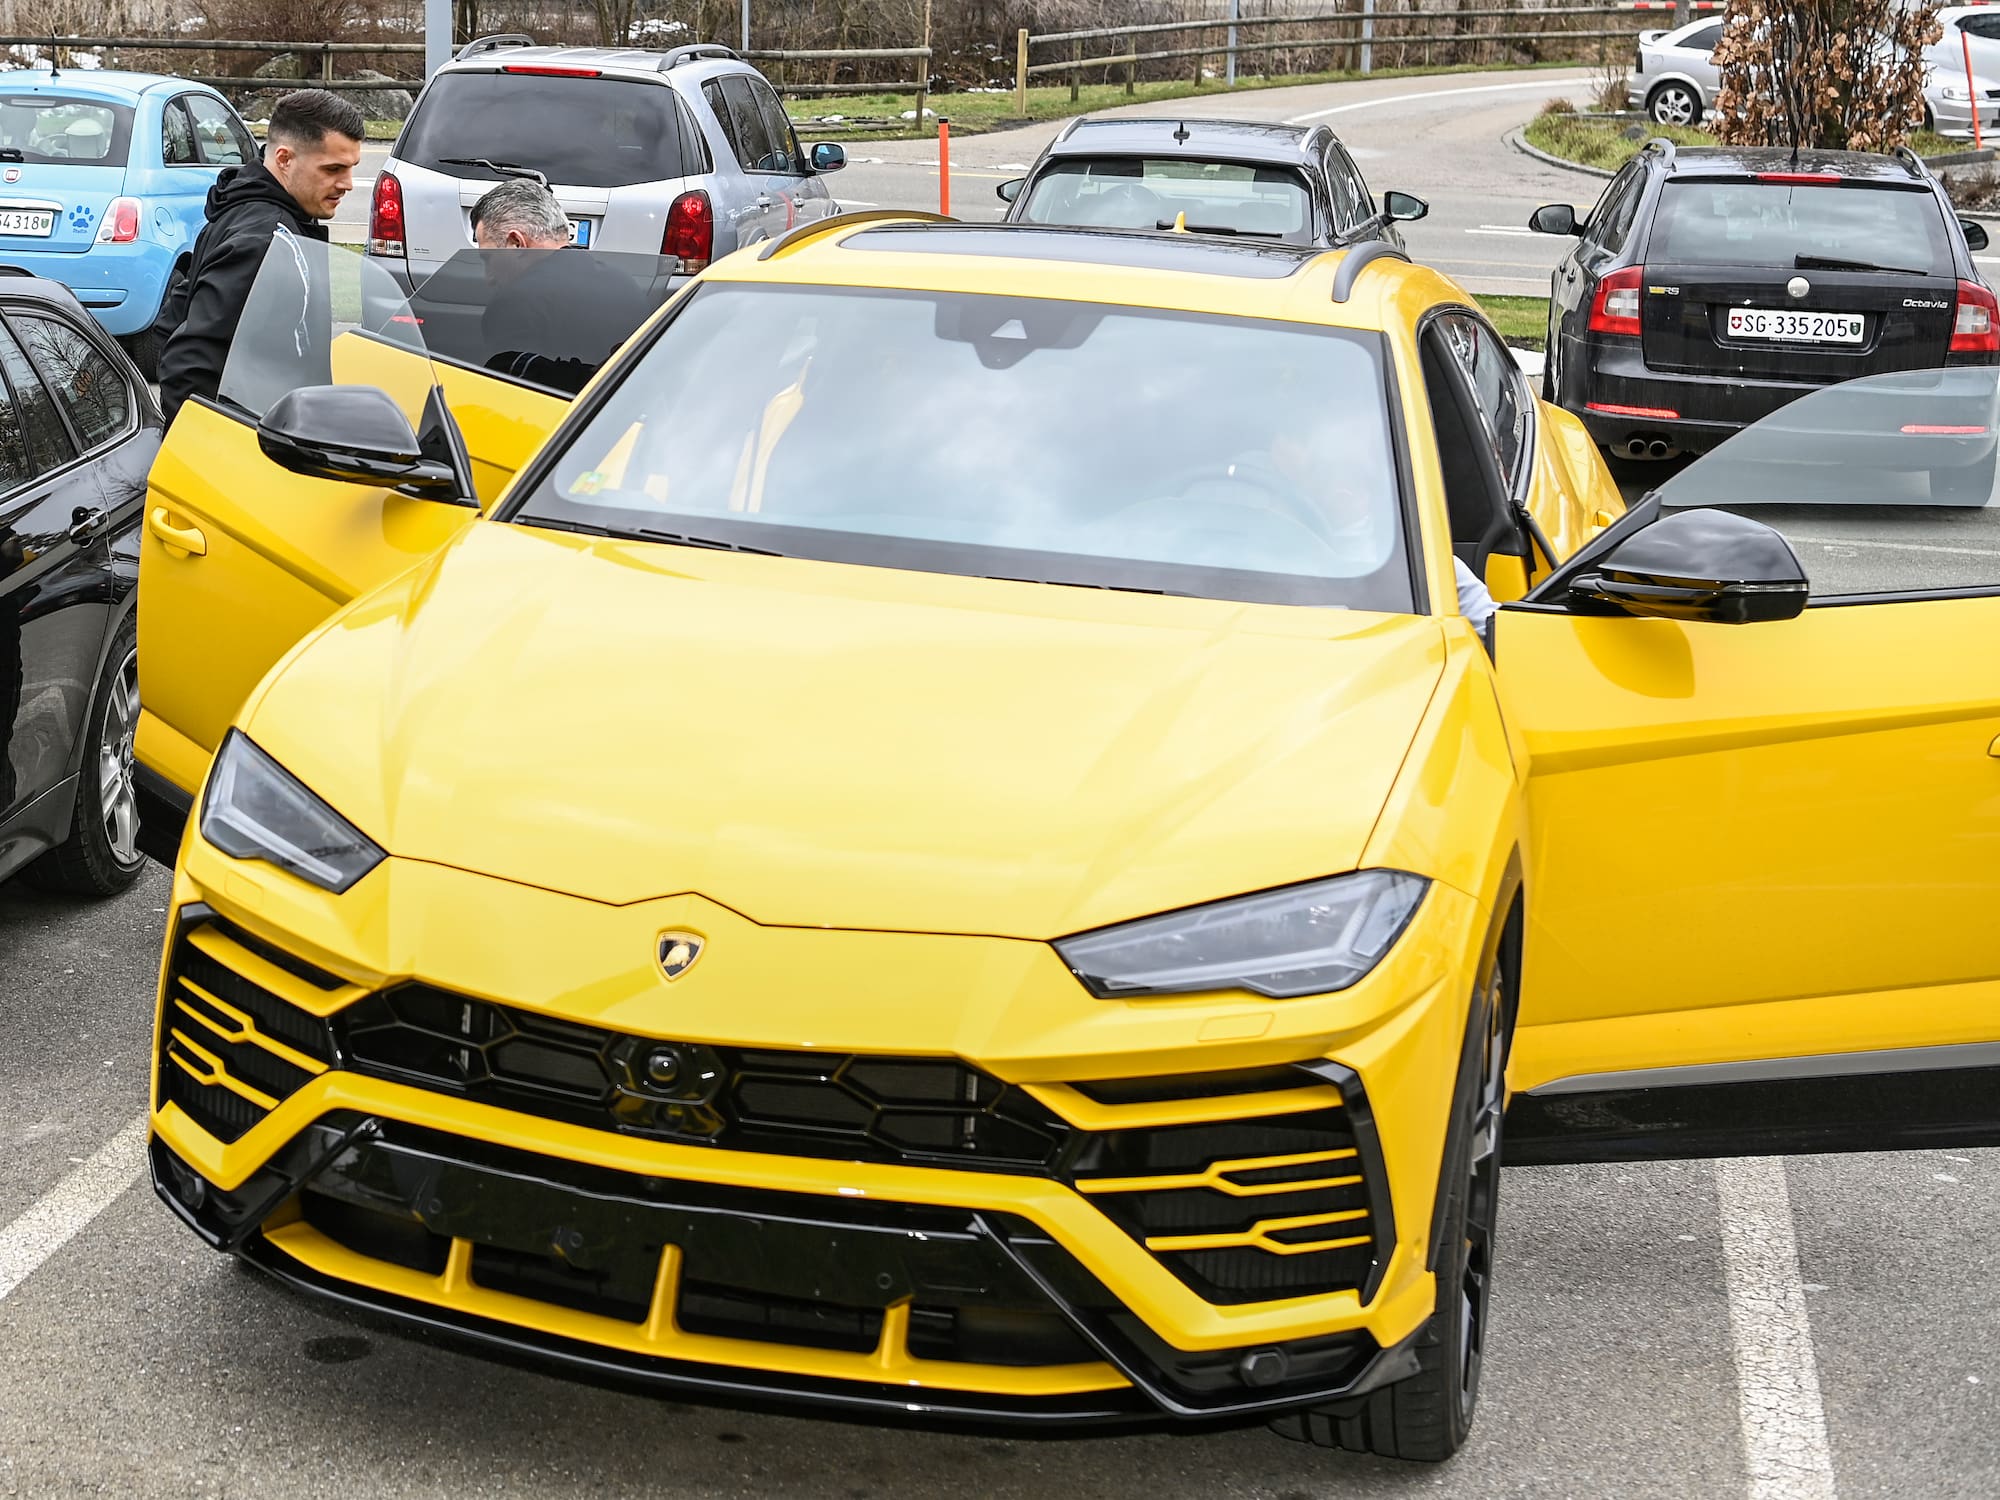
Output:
[{"xmin": 367, "ymin": 36, "xmax": 846, "ymax": 293}]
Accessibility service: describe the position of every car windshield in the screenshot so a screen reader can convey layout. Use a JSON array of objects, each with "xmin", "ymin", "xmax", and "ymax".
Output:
[
  {"xmin": 1648, "ymin": 181, "xmax": 1951, "ymax": 274},
  {"xmin": 1018, "ymin": 158, "xmax": 1315, "ymax": 242},
  {"xmin": 1653, "ymin": 366, "xmax": 2000, "ymax": 597},
  {"xmin": 0, "ymin": 95, "xmax": 132, "ymax": 166},
  {"xmin": 510, "ymin": 284, "xmax": 1414, "ymax": 611},
  {"xmin": 396, "ymin": 71, "xmax": 692, "ymax": 188}
]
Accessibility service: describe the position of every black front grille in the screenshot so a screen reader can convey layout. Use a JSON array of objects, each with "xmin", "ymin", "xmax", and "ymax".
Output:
[
  {"xmin": 1071, "ymin": 1106, "xmax": 1383, "ymax": 1306},
  {"xmin": 157, "ymin": 912, "xmax": 340, "ymax": 1144},
  {"xmin": 337, "ymin": 985, "xmax": 1070, "ymax": 1172}
]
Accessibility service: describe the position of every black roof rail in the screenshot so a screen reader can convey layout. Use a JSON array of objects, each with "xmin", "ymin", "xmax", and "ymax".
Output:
[
  {"xmin": 1893, "ymin": 143, "xmax": 1929, "ymax": 179},
  {"xmin": 657, "ymin": 43, "xmax": 740, "ymax": 70},
  {"xmin": 456, "ymin": 33, "xmax": 535, "ymax": 61},
  {"xmin": 757, "ymin": 209, "xmax": 956, "ymax": 260},
  {"xmin": 1643, "ymin": 136, "xmax": 1677, "ymax": 165},
  {"xmin": 1330, "ymin": 238, "xmax": 1409, "ymax": 303}
]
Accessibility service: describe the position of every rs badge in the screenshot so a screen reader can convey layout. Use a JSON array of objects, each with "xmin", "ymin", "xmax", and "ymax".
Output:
[{"xmin": 658, "ymin": 932, "xmax": 704, "ymax": 980}]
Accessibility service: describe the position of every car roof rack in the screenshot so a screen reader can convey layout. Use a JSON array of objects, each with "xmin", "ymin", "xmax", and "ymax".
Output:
[
  {"xmin": 1330, "ymin": 238, "xmax": 1409, "ymax": 303},
  {"xmin": 456, "ymin": 33, "xmax": 536, "ymax": 61},
  {"xmin": 1893, "ymin": 144, "xmax": 1930, "ymax": 179},
  {"xmin": 757, "ymin": 209, "xmax": 955, "ymax": 260},
  {"xmin": 1642, "ymin": 136, "xmax": 1677, "ymax": 165},
  {"xmin": 656, "ymin": 43, "xmax": 740, "ymax": 70}
]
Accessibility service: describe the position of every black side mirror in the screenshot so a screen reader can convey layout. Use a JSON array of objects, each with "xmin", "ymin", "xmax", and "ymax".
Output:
[
  {"xmin": 1570, "ymin": 508, "xmax": 1808, "ymax": 624},
  {"xmin": 1961, "ymin": 217, "xmax": 1990, "ymax": 252},
  {"xmin": 257, "ymin": 385, "xmax": 465, "ymax": 502},
  {"xmin": 811, "ymin": 142, "xmax": 846, "ymax": 173},
  {"xmin": 1529, "ymin": 203, "xmax": 1581, "ymax": 236},
  {"xmin": 997, "ymin": 177, "xmax": 1025, "ymax": 204},
  {"xmin": 1384, "ymin": 190, "xmax": 1428, "ymax": 223}
]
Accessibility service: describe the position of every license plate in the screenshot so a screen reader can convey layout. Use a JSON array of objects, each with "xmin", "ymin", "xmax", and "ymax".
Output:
[
  {"xmin": 0, "ymin": 209, "xmax": 54, "ymax": 237},
  {"xmin": 1726, "ymin": 307, "xmax": 1865, "ymax": 345},
  {"xmin": 570, "ymin": 218, "xmax": 592, "ymax": 247}
]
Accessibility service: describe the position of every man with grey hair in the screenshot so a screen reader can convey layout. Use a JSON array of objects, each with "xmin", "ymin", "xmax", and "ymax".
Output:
[{"xmin": 460, "ymin": 178, "xmax": 657, "ymax": 394}]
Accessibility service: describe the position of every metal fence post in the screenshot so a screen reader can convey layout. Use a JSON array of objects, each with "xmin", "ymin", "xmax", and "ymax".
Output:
[
  {"xmin": 320, "ymin": 42, "xmax": 332, "ymax": 84},
  {"xmin": 1227, "ymin": 0, "xmax": 1239, "ymax": 87},
  {"xmin": 425, "ymin": 0, "xmax": 450, "ymax": 80},
  {"xmin": 1016, "ymin": 27, "xmax": 1028, "ymax": 115},
  {"xmin": 1362, "ymin": 0, "xmax": 1374, "ymax": 75},
  {"xmin": 1126, "ymin": 32, "xmax": 1135, "ymax": 94},
  {"xmin": 1071, "ymin": 37, "xmax": 1080, "ymax": 103}
]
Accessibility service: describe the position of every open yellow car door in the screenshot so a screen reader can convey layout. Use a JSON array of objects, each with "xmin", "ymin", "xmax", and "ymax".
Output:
[
  {"xmin": 1494, "ymin": 367, "xmax": 2000, "ymax": 1163},
  {"xmin": 134, "ymin": 238, "xmax": 676, "ymax": 858}
]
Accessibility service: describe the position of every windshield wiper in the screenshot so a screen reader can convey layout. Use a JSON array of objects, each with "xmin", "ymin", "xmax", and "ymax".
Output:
[
  {"xmin": 1794, "ymin": 254, "xmax": 1926, "ymax": 276},
  {"xmin": 630, "ymin": 527, "xmax": 783, "ymax": 556},
  {"xmin": 0, "ymin": 149, "xmax": 22, "ymax": 163},
  {"xmin": 1152, "ymin": 219, "xmax": 1282, "ymax": 239},
  {"xmin": 436, "ymin": 156, "xmax": 551, "ymax": 187}
]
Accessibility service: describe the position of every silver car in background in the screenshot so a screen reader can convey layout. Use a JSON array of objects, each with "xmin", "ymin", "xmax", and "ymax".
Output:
[
  {"xmin": 367, "ymin": 36, "xmax": 848, "ymax": 296},
  {"xmin": 1628, "ymin": 13, "xmax": 2000, "ymax": 136}
]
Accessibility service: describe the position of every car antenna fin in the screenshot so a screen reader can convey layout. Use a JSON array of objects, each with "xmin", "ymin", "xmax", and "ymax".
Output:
[{"xmin": 1174, "ymin": 120, "xmax": 1190, "ymax": 144}]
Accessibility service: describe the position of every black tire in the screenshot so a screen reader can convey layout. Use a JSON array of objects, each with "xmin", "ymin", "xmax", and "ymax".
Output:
[
  {"xmin": 118, "ymin": 326, "xmax": 164, "ymax": 382},
  {"xmin": 1646, "ymin": 82, "xmax": 1702, "ymax": 128},
  {"xmin": 27, "ymin": 618, "xmax": 144, "ymax": 897},
  {"xmin": 1270, "ymin": 936, "xmax": 1509, "ymax": 1463}
]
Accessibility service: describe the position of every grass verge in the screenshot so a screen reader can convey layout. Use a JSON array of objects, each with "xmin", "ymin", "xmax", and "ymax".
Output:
[
  {"xmin": 1523, "ymin": 112, "xmax": 1964, "ymax": 173},
  {"xmin": 1475, "ymin": 294, "xmax": 1550, "ymax": 349},
  {"xmin": 786, "ymin": 60, "xmax": 1586, "ymax": 140}
]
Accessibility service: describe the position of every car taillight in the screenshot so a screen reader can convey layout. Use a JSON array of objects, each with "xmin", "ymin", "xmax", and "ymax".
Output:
[
  {"xmin": 662, "ymin": 190, "xmax": 712, "ymax": 274},
  {"xmin": 1589, "ymin": 266, "xmax": 1644, "ymax": 337},
  {"xmin": 1952, "ymin": 279, "xmax": 1998, "ymax": 353},
  {"xmin": 95, "ymin": 197, "xmax": 140, "ymax": 244},
  {"xmin": 369, "ymin": 170, "xmax": 405, "ymax": 258}
]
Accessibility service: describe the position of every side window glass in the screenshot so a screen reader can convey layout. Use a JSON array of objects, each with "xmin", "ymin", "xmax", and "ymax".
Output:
[
  {"xmin": 749, "ymin": 79, "xmax": 803, "ymax": 175},
  {"xmin": 0, "ymin": 322, "xmax": 75, "ymax": 475},
  {"xmin": 702, "ymin": 80, "xmax": 743, "ymax": 167},
  {"xmin": 1684, "ymin": 21, "xmax": 1722, "ymax": 50},
  {"xmin": 1585, "ymin": 166, "xmax": 1642, "ymax": 256},
  {"xmin": 1439, "ymin": 313, "xmax": 1529, "ymax": 492},
  {"xmin": 162, "ymin": 100, "xmax": 196, "ymax": 166},
  {"xmin": 13, "ymin": 313, "xmax": 128, "ymax": 451},
  {"xmin": 719, "ymin": 76, "xmax": 777, "ymax": 174},
  {"xmin": 186, "ymin": 94, "xmax": 251, "ymax": 166},
  {"xmin": 1323, "ymin": 146, "xmax": 1363, "ymax": 227},
  {"xmin": 0, "ymin": 344, "xmax": 29, "ymax": 492},
  {"xmin": 677, "ymin": 94, "xmax": 712, "ymax": 174}
]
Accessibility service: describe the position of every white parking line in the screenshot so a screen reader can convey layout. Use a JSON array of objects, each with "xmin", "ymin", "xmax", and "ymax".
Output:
[
  {"xmin": 1285, "ymin": 77, "xmax": 1581, "ymax": 123},
  {"xmin": 1714, "ymin": 1157, "xmax": 1838, "ymax": 1500},
  {"xmin": 0, "ymin": 1116, "xmax": 148, "ymax": 1305}
]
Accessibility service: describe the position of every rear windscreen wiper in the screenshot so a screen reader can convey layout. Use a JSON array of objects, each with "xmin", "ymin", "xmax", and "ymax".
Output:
[
  {"xmin": 1153, "ymin": 219, "xmax": 1282, "ymax": 239},
  {"xmin": 1794, "ymin": 254, "xmax": 1925, "ymax": 276},
  {"xmin": 436, "ymin": 157, "xmax": 550, "ymax": 188}
]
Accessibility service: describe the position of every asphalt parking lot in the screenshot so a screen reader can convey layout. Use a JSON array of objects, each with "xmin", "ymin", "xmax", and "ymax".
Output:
[{"xmin": 4, "ymin": 862, "xmax": 1997, "ymax": 1499}]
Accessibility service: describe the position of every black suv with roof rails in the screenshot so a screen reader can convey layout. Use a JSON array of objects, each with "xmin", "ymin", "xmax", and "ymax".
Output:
[{"xmin": 1531, "ymin": 141, "xmax": 1998, "ymax": 462}]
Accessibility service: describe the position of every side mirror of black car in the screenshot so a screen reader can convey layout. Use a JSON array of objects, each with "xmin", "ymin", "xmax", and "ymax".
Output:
[
  {"xmin": 811, "ymin": 142, "xmax": 846, "ymax": 173},
  {"xmin": 257, "ymin": 386, "xmax": 465, "ymax": 503},
  {"xmin": 1570, "ymin": 508, "xmax": 1808, "ymax": 624},
  {"xmin": 1960, "ymin": 218, "xmax": 1990, "ymax": 252},
  {"xmin": 1384, "ymin": 190, "xmax": 1428, "ymax": 222},
  {"xmin": 997, "ymin": 177, "xmax": 1025, "ymax": 204},
  {"xmin": 1529, "ymin": 203, "xmax": 1581, "ymax": 236}
]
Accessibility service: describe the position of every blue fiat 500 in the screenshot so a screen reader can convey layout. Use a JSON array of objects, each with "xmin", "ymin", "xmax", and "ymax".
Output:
[{"xmin": 0, "ymin": 71, "xmax": 258, "ymax": 376}]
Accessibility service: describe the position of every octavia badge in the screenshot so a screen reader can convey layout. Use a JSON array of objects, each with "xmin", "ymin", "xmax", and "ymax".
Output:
[
  {"xmin": 1786, "ymin": 275, "xmax": 1811, "ymax": 299},
  {"xmin": 657, "ymin": 932, "xmax": 704, "ymax": 980}
]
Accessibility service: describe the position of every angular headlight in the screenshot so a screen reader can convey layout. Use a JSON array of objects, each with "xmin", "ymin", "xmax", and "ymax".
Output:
[
  {"xmin": 200, "ymin": 730, "xmax": 384, "ymax": 893},
  {"xmin": 1056, "ymin": 870, "xmax": 1429, "ymax": 1000},
  {"xmin": 1943, "ymin": 83, "xmax": 1971, "ymax": 102}
]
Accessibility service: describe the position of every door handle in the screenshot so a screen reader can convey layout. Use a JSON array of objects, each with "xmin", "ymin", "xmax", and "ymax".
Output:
[
  {"xmin": 756, "ymin": 194, "xmax": 773, "ymax": 208},
  {"xmin": 67, "ymin": 505, "xmax": 106, "ymax": 544},
  {"xmin": 147, "ymin": 506, "xmax": 206, "ymax": 556}
]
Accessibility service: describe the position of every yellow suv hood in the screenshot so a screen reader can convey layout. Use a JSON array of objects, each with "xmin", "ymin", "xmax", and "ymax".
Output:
[{"xmin": 248, "ymin": 523, "xmax": 1446, "ymax": 937}]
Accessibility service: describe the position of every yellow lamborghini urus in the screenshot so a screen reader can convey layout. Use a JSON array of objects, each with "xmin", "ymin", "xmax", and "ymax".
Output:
[{"xmin": 133, "ymin": 221, "xmax": 2000, "ymax": 1462}]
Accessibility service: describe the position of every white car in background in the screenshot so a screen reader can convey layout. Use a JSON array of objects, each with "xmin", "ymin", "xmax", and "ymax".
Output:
[{"xmin": 1629, "ymin": 12, "xmax": 2000, "ymax": 136}]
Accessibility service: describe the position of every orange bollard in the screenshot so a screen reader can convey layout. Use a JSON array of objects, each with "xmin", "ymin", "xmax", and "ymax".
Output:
[
  {"xmin": 938, "ymin": 117, "xmax": 951, "ymax": 216},
  {"xmin": 1967, "ymin": 29, "xmax": 1984, "ymax": 151}
]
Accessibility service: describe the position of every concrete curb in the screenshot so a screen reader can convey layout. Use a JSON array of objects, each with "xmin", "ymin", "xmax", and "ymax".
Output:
[{"xmin": 1504, "ymin": 127, "xmax": 1614, "ymax": 179}]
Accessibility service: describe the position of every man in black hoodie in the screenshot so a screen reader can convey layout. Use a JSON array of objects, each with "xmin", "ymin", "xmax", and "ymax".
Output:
[{"xmin": 156, "ymin": 89, "xmax": 365, "ymax": 423}]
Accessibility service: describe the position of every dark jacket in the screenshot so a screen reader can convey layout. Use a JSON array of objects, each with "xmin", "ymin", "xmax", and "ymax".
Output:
[{"xmin": 157, "ymin": 161, "xmax": 326, "ymax": 422}]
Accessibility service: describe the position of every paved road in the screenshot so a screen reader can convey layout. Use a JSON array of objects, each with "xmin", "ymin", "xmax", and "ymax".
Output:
[{"xmin": 3, "ymin": 867, "xmax": 1997, "ymax": 1497}]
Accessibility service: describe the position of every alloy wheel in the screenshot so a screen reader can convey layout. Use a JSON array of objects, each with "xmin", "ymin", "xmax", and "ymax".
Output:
[
  {"xmin": 1457, "ymin": 961, "xmax": 1506, "ymax": 1418},
  {"xmin": 98, "ymin": 646, "xmax": 140, "ymax": 867},
  {"xmin": 1650, "ymin": 86, "xmax": 1698, "ymax": 127}
]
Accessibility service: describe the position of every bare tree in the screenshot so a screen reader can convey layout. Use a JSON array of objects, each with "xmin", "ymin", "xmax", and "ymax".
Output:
[{"xmin": 1711, "ymin": 0, "xmax": 1940, "ymax": 152}]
